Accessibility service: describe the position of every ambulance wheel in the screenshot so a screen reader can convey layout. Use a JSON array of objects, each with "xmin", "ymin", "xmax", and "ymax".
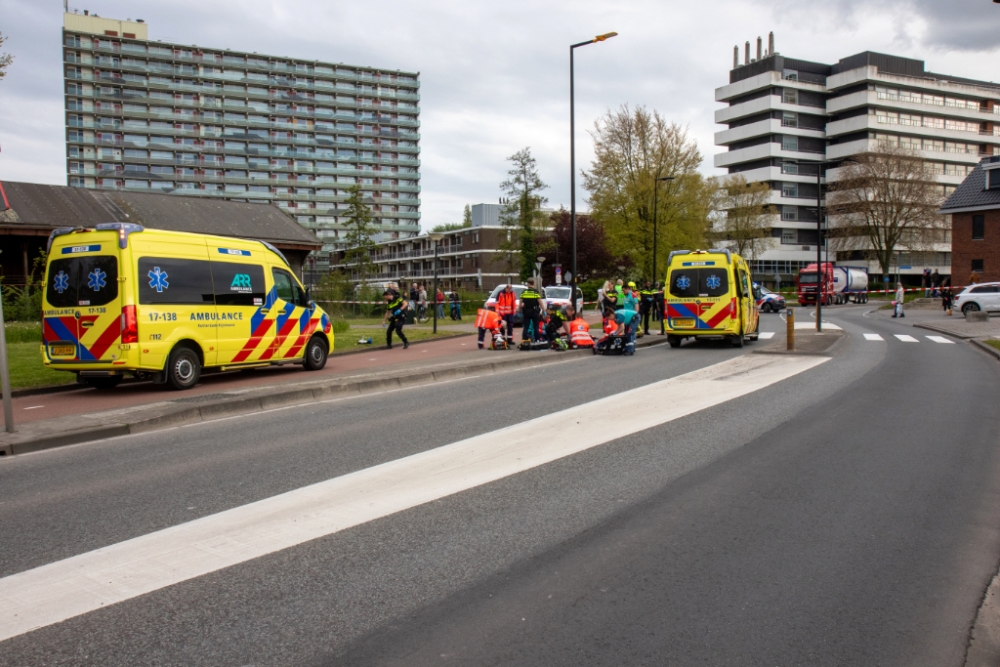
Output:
[
  {"xmin": 667, "ymin": 335, "xmax": 682, "ymax": 348},
  {"xmin": 304, "ymin": 335, "xmax": 328, "ymax": 371},
  {"xmin": 84, "ymin": 376, "xmax": 122, "ymax": 390},
  {"xmin": 731, "ymin": 330, "xmax": 745, "ymax": 348},
  {"xmin": 166, "ymin": 345, "xmax": 201, "ymax": 390}
]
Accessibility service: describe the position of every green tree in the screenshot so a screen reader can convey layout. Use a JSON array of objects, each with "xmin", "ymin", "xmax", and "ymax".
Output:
[
  {"xmin": 710, "ymin": 174, "xmax": 776, "ymax": 261},
  {"xmin": 342, "ymin": 184, "xmax": 377, "ymax": 287},
  {"xmin": 496, "ymin": 148, "xmax": 549, "ymax": 281},
  {"xmin": 584, "ymin": 105, "xmax": 712, "ymax": 282},
  {"xmin": 0, "ymin": 32, "xmax": 12, "ymax": 81},
  {"xmin": 463, "ymin": 204, "xmax": 473, "ymax": 227}
]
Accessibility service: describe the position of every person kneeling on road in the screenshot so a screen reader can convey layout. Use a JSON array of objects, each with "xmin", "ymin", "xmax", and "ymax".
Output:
[
  {"xmin": 566, "ymin": 306, "xmax": 594, "ymax": 349},
  {"xmin": 614, "ymin": 307, "xmax": 640, "ymax": 348},
  {"xmin": 381, "ymin": 289, "xmax": 409, "ymax": 350},
  {"xmin": 475, "ymin": 307, "xmax": 504, "ymax": 349},
  {"xmin": 544, "ymin": 304, "xmax": 571, "ymax": 348}
]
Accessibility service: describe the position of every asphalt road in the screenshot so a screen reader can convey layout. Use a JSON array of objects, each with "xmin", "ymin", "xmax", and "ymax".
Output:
[{"xmin": 2, "ymin": 305, "xmax": 999, "ymax": 666}]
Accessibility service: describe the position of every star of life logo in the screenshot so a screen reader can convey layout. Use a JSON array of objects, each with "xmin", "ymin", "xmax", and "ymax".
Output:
[
  {"xmin": 53, "ymin": 271, "xmax": 70, "ymax": 294},
  {"xmin": 148, "ymin": 267, "xmax": 169, "ymax": 293},
  {"xmin": 88, "ymin": 268, "xmax": 107, "ymax": 292},
  {"xmin": 676, "ymin": 275, "xmax": 691, "ymax": 290},
  {"xmin": 706, "ymin": 274, "xmax": 722, "ymax": 290}
]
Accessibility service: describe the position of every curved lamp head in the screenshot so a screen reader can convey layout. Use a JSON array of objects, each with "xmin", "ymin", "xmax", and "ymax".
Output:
[{"xmin": 594, "ymin": 32, "xmax": 618, "ymax": 42}]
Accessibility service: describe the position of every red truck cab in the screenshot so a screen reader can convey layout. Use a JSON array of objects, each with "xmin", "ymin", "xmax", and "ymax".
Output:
[{"xmin": 797, "ymin": 262, "xmax": 835, "ymax": 306}]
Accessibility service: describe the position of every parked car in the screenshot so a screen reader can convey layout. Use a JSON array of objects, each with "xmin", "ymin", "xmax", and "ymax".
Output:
[
  {"xmin": 953, "ymin": 282, "xmax": 1000, "ymax": 315},
  {"xmin": 542, "ymin": 285, "xmax": 584, "ymax": 313},
  {"xmin": 755, "ymin": 283, "xmax": 786, "ymax": 313},
  {"xmin": 485, "ymin": 284, "xmax": 529, "ymax": 325}
]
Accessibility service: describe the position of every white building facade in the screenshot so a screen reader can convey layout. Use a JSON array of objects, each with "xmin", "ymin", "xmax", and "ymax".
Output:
[{"xmin": 715, "ymin": 46, "xmax": 1000, "ymax": 284}]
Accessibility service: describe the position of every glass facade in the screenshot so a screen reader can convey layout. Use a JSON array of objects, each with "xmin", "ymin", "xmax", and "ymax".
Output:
[{"xmin": 62, "ymin": 18, "xmax": 421, "ymax": 261}]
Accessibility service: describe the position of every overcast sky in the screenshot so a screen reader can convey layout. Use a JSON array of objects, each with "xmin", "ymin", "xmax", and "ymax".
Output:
[{"xmin": 2, "ymin": 0, "xmax": 1000, "ymax": 229}]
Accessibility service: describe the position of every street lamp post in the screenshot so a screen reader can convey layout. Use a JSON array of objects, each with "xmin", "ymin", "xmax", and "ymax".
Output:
[
  {"xmin": 652, "ymin": 176, "xmax": 675, "ymax": 285},
  {"xmin": 570, "ymin": 32, "xmax": 617, "ymax": 312}
]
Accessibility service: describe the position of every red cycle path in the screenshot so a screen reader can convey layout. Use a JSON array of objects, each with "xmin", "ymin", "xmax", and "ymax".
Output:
[{"xmin": 13, "ymin": 334, "xmax": 481, "ymax": 425}]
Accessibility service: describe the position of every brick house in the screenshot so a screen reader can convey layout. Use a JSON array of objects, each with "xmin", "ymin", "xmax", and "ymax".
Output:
[{"xmin": 940, "ymin": 157, "xmax": 1000, "ymax": 284}]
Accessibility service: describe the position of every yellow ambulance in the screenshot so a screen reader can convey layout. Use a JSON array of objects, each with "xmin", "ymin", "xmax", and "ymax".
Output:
[
  {"xmin": 663, "ymin": 249, "xmax": 760, "ymax": 348},
  {"xmin": 41, "ymin": 223, "xmax": 334, "ymax": 390}
]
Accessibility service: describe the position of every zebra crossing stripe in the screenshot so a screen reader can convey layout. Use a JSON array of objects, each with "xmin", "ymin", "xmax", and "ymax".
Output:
[
  {"xmin": 863, "ymin": 333, "xmax": 884, "ymax": 341},
  {"xmin": 894, "ymin": 334, "xmax": 919, "ymax": 342},
  {"xmin": 925, "ymin": 335, "xmax": 955, "ymax": 344}
]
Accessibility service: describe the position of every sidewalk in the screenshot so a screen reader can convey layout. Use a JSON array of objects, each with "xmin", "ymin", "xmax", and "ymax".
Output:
[
  {"xmin": 869, "ymin": 306, "xmax": 1000, "ymax": 340},
  {"xmin": 0, "ymin": 333, "xmax": 670, "ymax": 456}
]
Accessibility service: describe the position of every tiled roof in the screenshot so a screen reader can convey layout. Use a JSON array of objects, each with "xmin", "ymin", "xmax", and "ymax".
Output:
[
  {"xmin": 939, "ymin": 159, "xmax": 1000, "ymax": 213},
  {"xmin": 0, "ymin": 182, "xmax": 320, "ymax": 249}
]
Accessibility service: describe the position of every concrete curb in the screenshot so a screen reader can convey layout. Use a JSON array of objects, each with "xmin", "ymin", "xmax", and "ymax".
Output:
[
  {"xmin": 970, "ymin": 339, "xmax": 1000, "ymax": 361},
  {"xmin": 913, "ymin": 322, "xmax": 978, "ymax": 340},
  {"xmin": 0, "ymin": 338, "xmax": 668, "ymax": 457}
]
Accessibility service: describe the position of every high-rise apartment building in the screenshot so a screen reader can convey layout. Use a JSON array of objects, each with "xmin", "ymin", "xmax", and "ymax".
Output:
[
  {"xmin": 715, "ymin": 37, "xmax": 1000, "ymax": 283},
  {"xmin": 61, "ymin": 11, "xmax": 421, "ymax": 267}
]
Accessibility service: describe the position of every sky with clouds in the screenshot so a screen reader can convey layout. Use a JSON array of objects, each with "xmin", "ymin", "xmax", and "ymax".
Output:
[{"xmin": 1, "ymin": 0, "xmax": 999, "ymax": 230}]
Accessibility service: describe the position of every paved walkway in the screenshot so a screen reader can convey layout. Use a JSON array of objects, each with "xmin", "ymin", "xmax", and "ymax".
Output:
[{"xmin": 867, "ymin": 305, "xmax": 1000, "ymax": 340}]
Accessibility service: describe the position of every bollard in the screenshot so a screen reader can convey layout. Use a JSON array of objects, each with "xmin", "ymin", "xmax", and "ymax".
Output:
[{"xmin": 786, "ymin": 308, "xmax": 795, "ymax": 352}]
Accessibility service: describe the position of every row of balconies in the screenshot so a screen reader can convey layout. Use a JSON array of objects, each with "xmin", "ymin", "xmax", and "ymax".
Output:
[
  {"xmin": 65, "ymin": 68, "xmax": 420, "ymax": 101},
  {"xmin": 68, "ymin": 157, "xmax": 420, "ymax": 181},
  {"xmin": 66, "ymin": 113, "xmax": 421, "ymax": 137},
  {"xmin": 68, "ymin": 84, "xmax": 419, "ymax": 113},
  {"xmin": 69, "ymin": 104, "xmax": 419, "ymax": 128},
  {"xmin": 65, "ymin": 38, "xmax": 419, "ymax": 86},
  {"xmin": 67, "ymin": 135, "xmax": 422, "ymax": 160}
]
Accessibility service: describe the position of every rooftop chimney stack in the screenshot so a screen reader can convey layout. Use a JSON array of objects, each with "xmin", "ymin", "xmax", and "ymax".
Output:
[
  {"xmin": 757, "ymin": 37, "xmax": 762, "ymax": 61},
  {"xmin": 733, "ymin": 45, "xmax": 738, "ymax": 68},
  {"xmin": 745, "ymin": 41, "xmax": 750, "ymax": 65},
  {"xmin": 769, "ymin": 31, "xmax": 775, "ymax": 56}
]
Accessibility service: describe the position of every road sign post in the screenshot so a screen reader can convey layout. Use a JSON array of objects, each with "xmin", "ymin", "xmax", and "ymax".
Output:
[{"xmin": 0, "ymin": 285, "xmax": 15, "ymax": 432}]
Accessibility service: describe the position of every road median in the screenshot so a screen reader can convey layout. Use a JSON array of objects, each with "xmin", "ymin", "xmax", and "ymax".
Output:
[{"xmin": 0, "ymin": 336, "xmax": 666, "ymax": 457}]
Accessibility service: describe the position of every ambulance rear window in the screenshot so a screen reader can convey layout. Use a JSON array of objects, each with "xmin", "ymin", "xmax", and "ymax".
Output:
[
  {"xmin": 138, "ymin": 257, "xmax": 214, "ymax": 305},
  {"xmin": 46, "ymin": 256, "xmax": 119, "ymax": 308},
  {"xmin": 668, "ymin": 269, "xmax": 729, "ymax": 298}
]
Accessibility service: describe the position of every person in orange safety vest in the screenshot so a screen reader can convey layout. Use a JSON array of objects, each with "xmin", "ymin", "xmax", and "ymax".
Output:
[
  {"xmin": 495, "ymin": 283, "xmax": 517, "ymax": 344},
  {"xmin": 568, "ymin": 316, "xmax": 594, "ymax": 348},
  {"xmin": 475, "ymin": 307, "xmax": 503, "ymax": 349}
]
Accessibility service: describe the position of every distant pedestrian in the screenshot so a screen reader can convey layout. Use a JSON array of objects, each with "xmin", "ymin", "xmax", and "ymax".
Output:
[
  {"xmin": 381, "ymin": 289, "xmax": 409, "ymax": 349},
  {"xmin": 596, "ymin": 284, "xmax": 606, "ymax": 312},
  {"xmin": 600, "ymin": 280, "xmax": 617, "ymax": 313},
  {"xmin": 941, "ymin": 277, "xmax": 953, "ymax": 316},
  {"xmin": 931, "ymin": 269, "xmax": 941, "ymax": 298},
  {"xmin": 923, "ymin": 268, "xmax": 932, "ymax": 297},
  {"xmin": 614, "ymin": 279, "xmax": 625, "ymax": 310},
  {"xmin": 449, "ymin": 288, "xmax": 462, "ymax": 320},
  {"xmin": 623, "ymin": 282, "xmax": 638, "ymax": 312},
  {"xmin": 654, "ymin": 281, "xmax": 666, "ymax": 334},
  {"xmin": 639, "ymin": 280, "xmax": 655, "ymax": 335},
  {"xmin": 417, "ymin": 285, "xmax": 428, "ymax": 321},
  {"xmin": 496, "ymin": 283, "xmax": 517, "ymax": 345},
  {"xmin": 409, "ymin": 282, "xmax": 419, "ymax": 313},
  {"xmin": 892, "ymin": 282, "xmax": 906, "ymax": 318},
  {"xmin": 435, "ymin": 288, "xmax": 445, "ymax": 320}
]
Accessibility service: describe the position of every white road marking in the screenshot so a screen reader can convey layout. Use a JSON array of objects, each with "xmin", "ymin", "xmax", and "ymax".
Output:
[
  {"xmin": 894, "ymin": 334, "xmax": 919, "ymax": 343},
  {"xmin": 22, "ymin": 406, "xmax": 44, "ymax": 410},
  {"xmin": 925, "ymin": 335, "xmax": 955, "ymax": 344},
  {"xmin": 0, "ymin": 355, "xmax": 827, "ymax": 642},
  {"xmin": 758, "ymin": 332, "xmax": 775, "ymax": 339},
  {"xmin": 863, "ymin": 333, "xmax": 884, "ymax": 341},
  {"xmin": 794, "ymin": 322, "xmax": 842, "ymax": 330}
]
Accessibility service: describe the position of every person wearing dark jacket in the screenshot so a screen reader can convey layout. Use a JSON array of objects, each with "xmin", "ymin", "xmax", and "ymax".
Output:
[
  {"xmin": 381, "ymin": 289, "xmax": 410, "ymax": 349},
  {"xmin": 639, "ymin": 280, "xmax": 656, "ymax": 335},
  {"xmin": 519, "ymin": 278, "xmax": 544, "ymax": 342}
]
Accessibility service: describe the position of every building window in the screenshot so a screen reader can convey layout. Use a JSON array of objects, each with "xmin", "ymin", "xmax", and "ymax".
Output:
[
  {"xmin": 782, "ymin": 69, "xmax": 799, "ymax": 81},
  {"xmin": 782, "ymin": 89, "xmax": 798, "ymax": 105},
  {"xmin": 782, "ymin": 206, "xmax": 798, "ymax": 221},
  {"xmin": 972, "ymin": 259, "xmax": 985, "ymax": 273},
  {"xmin": 781, "ymin": 161, "xmax": 798, "ymax": 175},
  {"xmin": 781, "ymin": 229, "xmax": 796, "ymax": 244},
  {"xmin": 781, "ymin": 135, "xmax": 798, "ymax": 152},
  {"xmin": 782, "ymin": 112, "xmax": 798, "ymax": 128},
  {"xmin": 782, "ymin": 182, "xmax": 798, "ymax": 198},
  {"xmin": 988, "ymin": 169, "xmax": 1000, "ymax": 190},
  {"xmin": 973, "ymin": 215, "xmax": 985, "ymax": 240}
]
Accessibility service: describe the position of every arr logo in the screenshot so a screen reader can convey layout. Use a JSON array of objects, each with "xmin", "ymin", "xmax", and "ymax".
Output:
[{"xmin": 230, "ymin": 274, "xmax": 252, "ymax": 292}]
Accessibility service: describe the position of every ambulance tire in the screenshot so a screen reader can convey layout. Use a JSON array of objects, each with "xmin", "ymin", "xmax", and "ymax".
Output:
[
  {"xmin": 304, "ymin": 335, "xmax": 328, "ymax": 371},
  {"xmin": 731, "ymin": 330, "xmax": 745, "ymax": 348},
  {"xmin": 84, "ymin": 376, "xmax": 123, "ymax": 390},
  {"xmin": 166, "ymin": 345, "xmax": 201, "ymax": 390},
  {"xmin": 667, "ymin": 335, "xmax": 682, "ymax": 348}
]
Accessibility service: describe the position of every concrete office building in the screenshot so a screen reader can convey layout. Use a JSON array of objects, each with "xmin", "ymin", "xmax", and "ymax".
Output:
[
  {"xmin": 62, "ymin": 11, "xmax": 421, "ymax": 270},
  {"xmin": 715, "ymin": 34, "xmax": 1000, "ymax": 284}
]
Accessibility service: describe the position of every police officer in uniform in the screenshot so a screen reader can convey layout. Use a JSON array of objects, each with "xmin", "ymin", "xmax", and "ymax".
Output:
[
  {"xmin": 519, "ymin": 278, "xmax": 544, "ymax": 342},
  {"xmin": 381, "ymin": 289, "xmax": 410, "ymax": 349},
  {"xmin": 639, "ymin": 280, "xmax": 656, "ymax": 336}
]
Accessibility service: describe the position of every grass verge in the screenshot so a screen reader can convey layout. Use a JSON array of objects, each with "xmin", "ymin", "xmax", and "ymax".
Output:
[
  {"xmin": 8, "ymin": 343, "xmax": 74, "ymax": 389},
  {"xmin": 984, "ymin": 340, "xmax": 1000, "ymax": 352}
]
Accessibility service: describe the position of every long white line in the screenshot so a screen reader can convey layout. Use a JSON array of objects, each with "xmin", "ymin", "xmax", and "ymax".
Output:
[{"xmin": 0, "ymin": 353, "xmax": 827, "ymax": 642}]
